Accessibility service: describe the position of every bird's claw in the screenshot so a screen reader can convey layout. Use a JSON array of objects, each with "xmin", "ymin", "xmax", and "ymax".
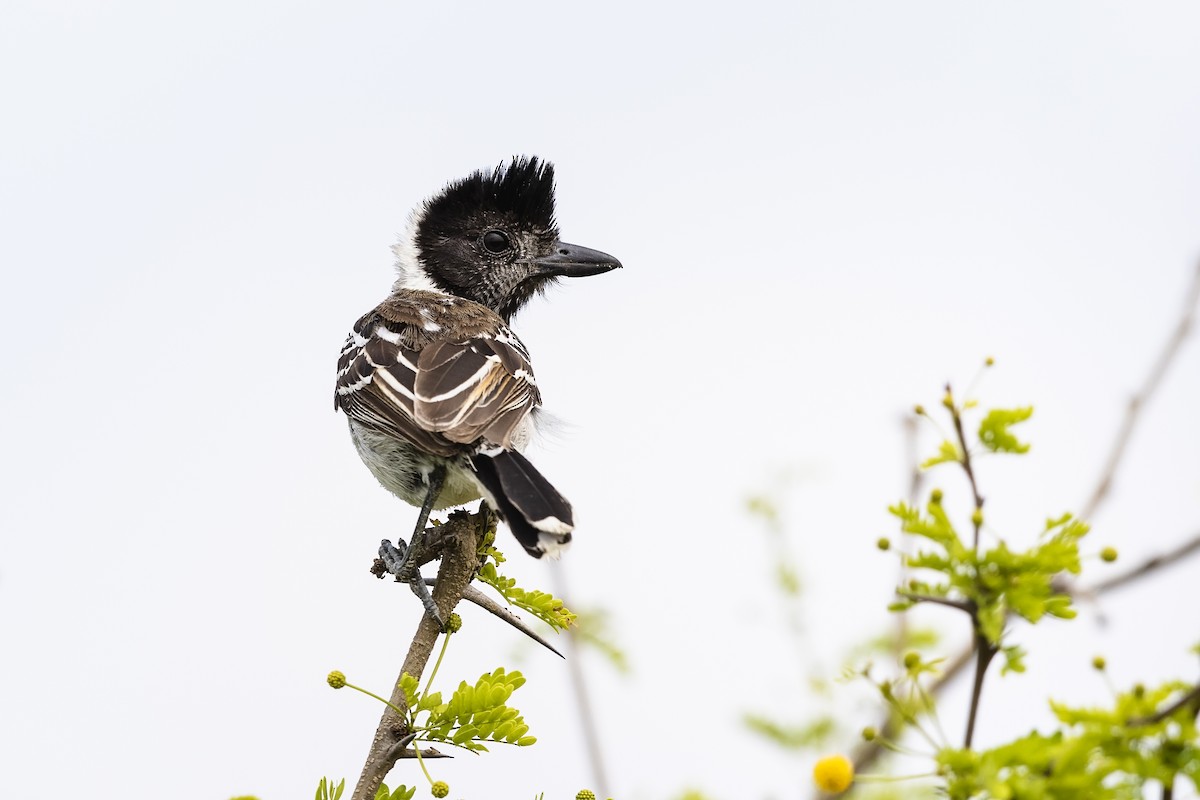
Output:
[{"xmin": 379, "ymin": 538, "xmax": 445, "ymax": 628}]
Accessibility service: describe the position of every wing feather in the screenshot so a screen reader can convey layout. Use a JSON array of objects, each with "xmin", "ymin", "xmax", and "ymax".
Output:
[{"xmin": 335, "ymin": 299, "xmax": 540, "ymax": 456}]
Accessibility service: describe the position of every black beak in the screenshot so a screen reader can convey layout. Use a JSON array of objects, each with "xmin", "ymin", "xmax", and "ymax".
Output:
[{"xmin": 533, "ymin": 241, "xmax": 622, "ymax": 278}]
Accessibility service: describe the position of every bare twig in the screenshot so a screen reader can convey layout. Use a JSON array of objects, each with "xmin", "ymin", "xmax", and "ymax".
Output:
[
  {"xmin": 550, "ymin": 561, "xmax": 612, "ymax": 799},
  {"xmin": 963, "ymin": 637, "xmax": 997, "ymax": 749},
  {"xmin": 947, "ymin": 389, "xmax": 986, "ymax": 552},
  {"xmin": 1081, "ymin": 261, "xmax": 1200, "ymax": 521},
  {"xmin": 898, "ymin": 591, "xmax": 973, "ymax": 613},
  {"xmin": 352, "ymin": 509, "xmax": 487, "ymax": 800},
  {"xmin": 1076, "ymin": 532, "xmax": 1200, "ymax": 598}
]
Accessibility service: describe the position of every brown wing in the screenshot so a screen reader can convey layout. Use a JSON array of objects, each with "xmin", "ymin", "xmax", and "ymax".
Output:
[
  {"xmin": 413, "ymin": 331, "xmax": 540, "ymax": 448},
  {"xmin": 335, "ymin": 306, "xmax": 539, "ymax": 455}
]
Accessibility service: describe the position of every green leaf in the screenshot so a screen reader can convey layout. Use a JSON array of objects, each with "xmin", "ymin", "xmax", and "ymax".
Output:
[
  {"xmin": 978, "ymin": 407, "xmax": 1034, "ymax": 454},
  {"xmin": 452, "ymin": 724, "xmax": 479, "ymax": 744},
  {"xmin": 398, "ymin": 673, "xmax": 419, "ymax": 709},
  {"xmin": 743, "ymin": 713, "xmax": 835, "ymax": 749},
  {"xmin": 1001, "ymin": 644, "xmax": 1027, "ymax": 675},
  {"xmin": 921, "ymin": 440, "xmax": 962, "ymax": 469},
  {"xmin": 976, "ymin": 602, "xmax": 1007, "ymax": 644}
]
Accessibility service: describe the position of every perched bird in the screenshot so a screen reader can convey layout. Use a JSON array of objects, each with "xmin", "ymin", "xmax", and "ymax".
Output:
[{"xmin": 335, "ymin": 157, "xmax": 620, "ymax": 601}]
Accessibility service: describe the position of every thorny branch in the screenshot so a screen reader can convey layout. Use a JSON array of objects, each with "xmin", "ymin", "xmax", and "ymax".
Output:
[
  {"xmin": 829, "ymin": 261, "xmax": 1200, "ymax": 794},
  {"xmin": 352, "ymin": 509, "xmax": 488, "ymax": 800}
]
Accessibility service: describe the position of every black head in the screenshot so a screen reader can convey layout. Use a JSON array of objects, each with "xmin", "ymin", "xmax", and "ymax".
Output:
[{"xmin": 409, "ymin": 156, "xmax": 621, "ymax": 321}]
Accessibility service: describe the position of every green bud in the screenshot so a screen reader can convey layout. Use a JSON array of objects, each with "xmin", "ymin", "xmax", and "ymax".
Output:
[
  {"xmin": 327, "ymin": 671, "xmax": 347, "ymax": 689},
  {"xmin": 1092, "ymin": 656, "xmax": 1106, "ymax": 671},
  {"xmin": 985, "ymin": 356, "xmax": 995, "ymax": 366},
  {"xmin": 971, "ymin": 508, "xmax": 984, "ymax": 527},
  {"xmin": 446, "ymin": 613, "xmax": 463, "ymax": 633},
  {"xmin": 903, "ymin": 652, "xmax": 920, "ymax": 670},
  {"xmin": 431, "ymin": 781, "xmax": 449, "ymax": 798},
  {"xmin": 576, "ymin": 792, "xmax": 596, "ymax": 800},
  {"xmin": 1100, "ymin": 547, "xmax": 1118, "ymax": 563},
  {"xmin": 861, "ymin": 726, "xmax": 877, "ymax": 742},
  {"xmin": 914, "ymin": 404, "xmax": 926, "ymax": 416},
  {"xmin": 930, "ymin": 488, "xmax": 944, "ymax": 504},
  {"xmin": 876, "ymin": 537, "xmax": 891, "ymax": 551}
]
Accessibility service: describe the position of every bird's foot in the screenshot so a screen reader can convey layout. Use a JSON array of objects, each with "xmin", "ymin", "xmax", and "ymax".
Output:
[{"xmin": 379, "ymin": 538, "xmax": 444, "ymax": 628}]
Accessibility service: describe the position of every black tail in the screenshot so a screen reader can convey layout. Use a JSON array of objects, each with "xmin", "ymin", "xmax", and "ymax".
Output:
[{"xmin": 470, "ymin": 450, "xmax": 573, "ymax": 558}]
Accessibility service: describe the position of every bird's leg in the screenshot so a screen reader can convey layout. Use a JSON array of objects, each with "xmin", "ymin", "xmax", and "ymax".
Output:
[{"xmin": 379, "ymin": 466, "xmax": 446, "ymax": 627}]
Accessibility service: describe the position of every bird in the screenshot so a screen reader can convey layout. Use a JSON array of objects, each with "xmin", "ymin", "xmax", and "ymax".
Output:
[{"xmin": 334, "ymin": 156, "xmax": 620, "ymax": 614}]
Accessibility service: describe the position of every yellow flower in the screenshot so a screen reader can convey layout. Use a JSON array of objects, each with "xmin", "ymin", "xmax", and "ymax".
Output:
[
  {"xmin": 327, "ymin": 671, "xmax": 347, "ymax": 689},
  {"xmin": 813, "ymin": 754, "xmax": 854, "ymax": 793}
]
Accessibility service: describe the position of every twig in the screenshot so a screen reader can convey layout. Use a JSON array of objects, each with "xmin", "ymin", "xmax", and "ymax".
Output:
[
  {"xmin": 898, "ymin": 591, "xmax": 973, "ymax": 613},
  {"xmin": 847, "ymin": 646, "xmax": 974, "ymax": 773},
  {"xmin": 352, "ymin": 509, "xmax": 487, "ymax": 800},
  {"xmin": 1076, "ymin": 533, "xmax": 1200, "ymax": 597},
  {"xmin": 945, "ymin": 392, "xmax": 995, "ymax": 746},
  {"xmin": 947, "ymin": 390, "xmax": 985, "ymax": 553},
  {"xmin": 963, "ymin": 638, "xmax": 997, "ymax": 748},
  {"xmin": 1129, "ymin": 683, "xmax": 1200, "ymax": 727},
  {"xmin": 1081, "ymin": 261, "xmax": 1200, "ymax": 521},
  {"xmin": 894, "ymin": 415, "xmax": 925, "ymax": 662},
  {"xmin": 550, "ymin": 561, "xmax": 612, "ymax": 798}
]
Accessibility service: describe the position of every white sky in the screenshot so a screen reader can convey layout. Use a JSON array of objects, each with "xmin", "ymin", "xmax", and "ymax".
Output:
[{"xmin": 2, "ymin": 2, "xmax": 1199, "ymax": 799}]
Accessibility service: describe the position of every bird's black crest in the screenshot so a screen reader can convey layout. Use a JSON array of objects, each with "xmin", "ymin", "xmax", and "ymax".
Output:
[{"xmin": 421, "ymin": 156, "xmax": 558, "ymax": 234}]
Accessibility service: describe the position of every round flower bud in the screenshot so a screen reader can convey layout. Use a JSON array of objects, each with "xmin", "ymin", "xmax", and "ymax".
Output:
[
  {"xmin": 327, "ymin": 671, "xmax": 347, "ymax": 689},
  {"xmin": 861, "ymin": 726, "xmax": 877, "ymax": 742},
  {"xmin": 576, "ymin": 791, "xmax": 596, "ymax": 800},
  {"xmin": 431, "ymin": 781, "xmax": 449, "ymax": 798},
  {"xmin": 1092, "ymin": 656, "xmax": 1106, "ymax": 671},
  {"xmin": 903, "ymin": 651, "xmax": 920, "ymax": 670},
  {"xmin": 1101, "ymin": 547, "xmax": 1118, "ymax": 563},
  {"xmin": 914, "ymin": 404, "xmax": 926, "ymax": 416},
  {"xmin": 941, "ymin": 392, "xmax": 954, "ymax": 409},
  {"xmin": 930, "ymin": 488, "xmax": 944, "ymax": 504},
  {"xmin": 812, "ymin": 754, "xmax": 854, "ymax": 793},
  {"xmin": 876, "ymin": 537, "xmax": 891, "ymax": 551},
  {"xmin": 971, "ymin": 508, "xmax": 984, "ymax": 527},
  {"xmin": 446, "ymin": 613, "xmax": 463, "ymax": 634},
  {"xmin": 985, "ymin": 356, "xmax": 995, "ymax": 366}
]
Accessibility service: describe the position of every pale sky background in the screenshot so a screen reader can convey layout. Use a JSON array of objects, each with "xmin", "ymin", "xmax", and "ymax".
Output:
[{"xmin": 2, "ymin": 2, "xmax": 1199, "ymax": 799}]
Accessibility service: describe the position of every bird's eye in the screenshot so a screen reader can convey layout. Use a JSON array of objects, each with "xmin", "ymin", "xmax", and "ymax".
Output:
[{"xmin": 481, "ymin": 230, "xmax": 511, "ymax": 254}]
